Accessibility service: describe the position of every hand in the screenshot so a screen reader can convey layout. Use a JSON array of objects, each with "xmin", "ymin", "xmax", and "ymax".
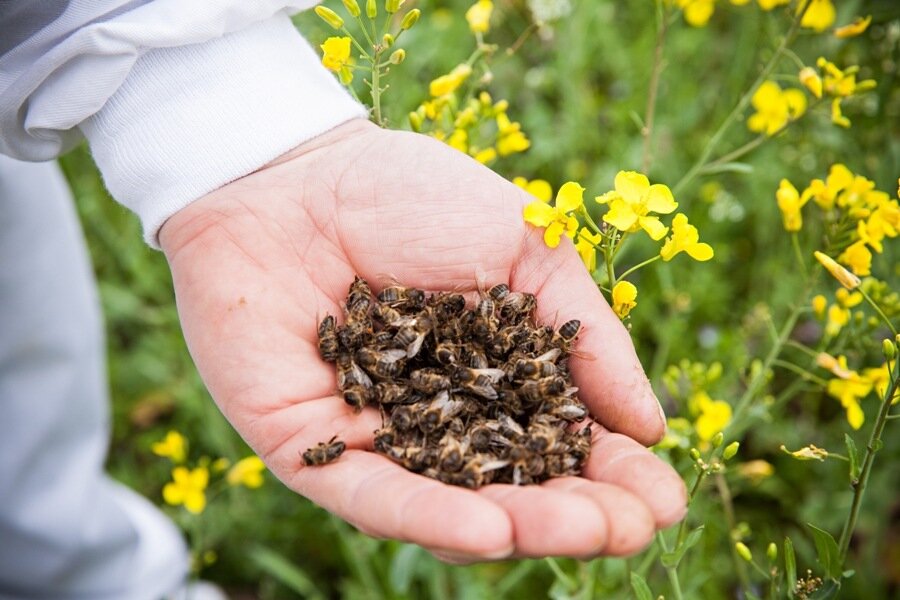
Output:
[{"xmin": 160, "ymin": 119, "xmax": 686, "ymax": 562}]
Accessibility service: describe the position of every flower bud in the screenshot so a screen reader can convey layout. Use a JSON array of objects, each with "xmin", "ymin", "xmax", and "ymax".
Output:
[
  {"xmin": 814, "ymin": 251, "xmax": 860, "ymax": 290},
  {"xmin": 400, "ymin": 8, "xmax": 420, "ymax": 30},
  {"xmin": 366, "ymin": 0, "xmax": 377, "ymax": 18},
  {"xmin": 408, "ymin": 111, "xmax": 422, "ymax": 132},
  {"xmin": 723, "ymin": 441, "xmax": 740, "ymax": 460},
  {"xmin": 766, "ymin": 542, "xmax": 778, "ymax": 562},
  {"xmin": 735, "ymin": 542, "xmax": 753, "ymax": 562},
  {"xmin": 382, "ymin": 33, "xmax": 394, "ymax": 47},
  {"xmin": 342, "ymin": 0, "xmax": 361, "ymax": 17},
  {"xmin": 338, "ymin": 66, "xmax": 354, "ymax": 85},
  {"xmin": 315, "ymin": 6, "xmax": 344, "ymax": 29},
  {"xmin": 690, "ymin": 448, "xmax": 701, "ymax": 461},
  {"xmin": 884, "ymin": 339, "xmax": 897, "ymax": 360},
  {"xmin": 385, "ymin": 0, "xmax": 404, "ymax": 14},
  {"xmin": 712, "ymin": 432, "xmax": 724, "ymax": 449},
  {"xmin": 799, "ymin": 67, "xmax": 823, "ymax": 99},
  {"xmin": 389, "ymin": 49, "xmax": 405, "ymax": 64}
]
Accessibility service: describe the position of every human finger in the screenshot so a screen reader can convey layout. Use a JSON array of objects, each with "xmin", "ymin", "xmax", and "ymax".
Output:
[{"xmin": 286, "ymin": 451, "xmax": 515, "ymax": 559}]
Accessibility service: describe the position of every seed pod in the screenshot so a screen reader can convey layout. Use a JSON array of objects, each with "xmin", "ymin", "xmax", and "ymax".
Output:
[{"xmin": 315, "ymin": 6, "xmax": 344, "ymax": 29}]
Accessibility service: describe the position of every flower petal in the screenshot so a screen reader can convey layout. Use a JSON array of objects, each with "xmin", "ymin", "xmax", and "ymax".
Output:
[
  {"xmin": 614, "ymin": 171, "xmax": 650, "ymax": 204},
  {"xmin": 555, "ymin": 181, "xmax": 585, "ymax": 213},
  {"xmin": 639, "ymin": 216, "xmax": 669, "ymax": 241},
  {"xmin": 603, "ymin": 199, "xmax": 639, "ymax": 231},
  {"xmin": 543, "ymin": 221, "xmax": 565, "ymax": 248},
  {"xmin": 523, "ymin": 201, "xmax": 556, "ymax": 227},
  {"xmin": 686, "ymin": 242, "xmax": 714, "ymax": 261},
  {"xmin": 644, "ymin": 184, "xmax": 678, "ymax": 214}
]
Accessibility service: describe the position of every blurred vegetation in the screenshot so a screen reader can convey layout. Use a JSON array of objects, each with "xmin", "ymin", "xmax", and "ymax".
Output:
[{"xmin": 58, "ymin": 0, "xmax": 899, "ymax": 598}]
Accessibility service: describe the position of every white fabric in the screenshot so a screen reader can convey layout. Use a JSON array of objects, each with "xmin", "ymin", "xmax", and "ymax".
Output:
[{"xmin": 1, "ymin": 1, "xmax": 367, "ymax": 246}]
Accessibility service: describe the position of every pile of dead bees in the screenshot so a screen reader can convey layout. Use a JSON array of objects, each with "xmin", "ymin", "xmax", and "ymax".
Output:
[{"xmin": 312, "ymin": 276, "xmax": 591, "ymax": 489}]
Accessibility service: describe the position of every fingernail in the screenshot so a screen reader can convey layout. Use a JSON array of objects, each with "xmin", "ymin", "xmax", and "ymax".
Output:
[
  {"xmin": 657, "ymin": 400, "xmax": 667, "ymax": 429},
  {"xmin": 482, "ymin": 543, "xmax": 515, "ymax": 560}
]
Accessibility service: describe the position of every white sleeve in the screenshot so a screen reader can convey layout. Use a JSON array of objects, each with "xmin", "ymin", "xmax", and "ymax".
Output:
[{"xmin": 0, "ymin": 2, "xmax": 368, "ymax": 247}]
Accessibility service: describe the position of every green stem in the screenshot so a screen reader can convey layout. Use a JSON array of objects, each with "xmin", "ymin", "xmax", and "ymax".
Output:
[
  {"xmin": 728, "ymin": 305, "xmax": 803, "ymax": 431},
  {"xmin": 791, "ymin": 232, "xmax": 809, "ymax": 280},
  {"xmin": 837, "ymin": 366, "xmax": 900, "ymax": 564},
  {"xmin": 655, "ymin": 532, "xmax": 684, "ymax": 600},
  {"xmin": 672, "ymin": 0, "xmax": 813, "ymax": 196},
  {"xmin": 545, "ymin": 558, "xmax": 577, "ymax": 591},
  {"xmin": 772, "ymin": 359, "xmax": 828, "ymax": 387},
  {"xmin": 371, "ymin": 57, "xmax": 384, "ymax": 126},
  {"xmin": 618, "ymin": 255, "xmax": 662, "ymax": 282},
  {"xmin": 716, "ymin": 474, "xmax": 753, "ymax": 593},
  {"xmin": 642, "ymin": 0, "xmax": 668, "ymax": 173},
  {"xmin": 342, "ymin": 28, "xmax": 372, "ymax": 60},
  {"xmin": 859, "ymin": 289, "xmax": 898, "ymax": 337}
]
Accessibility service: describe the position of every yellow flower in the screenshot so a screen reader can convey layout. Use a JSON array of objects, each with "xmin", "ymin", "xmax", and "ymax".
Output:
[
  {"xmin": 693, "ymin": 392, "xmax": 732, "ymax": 442},
  {"xmin": 747, "ymin": 80, "xmax": 807, "ymax": 136},
  {"xmin": 827, "ymin": 373, "xmax": 871, "ymax": 430},
  {"xmin": 863, "ymin": 362, "xmax": 898, "ymax": 404},
  {"xmin": 799, "ymin": 67, "xmax": 823, "ymax": 98},
  {"xmin": 756, "ymin": 0, "xmax": 790, "ymax": 10},
  {"xmin": 817, "ymin": 57, "xmax": 876, "ymax": 98},
  {"xmin": 496, "ymin": 112, "xmax": 530, "ymax": 156},
  {"xmin": 320, "ymin": 37, "xmax": 352, "ymax": 72},
  {"xmin": 163, "ymin": 466, "xmax": 209, "ymax": 514},
  {"xmin": 473, "ymin": 147, "xmax": 497, "ymax": 164},
  {"xmin": 811, "ymin": 294, "xmax": 827, "ymax": 318},
  {"xmin": 226, "ymin": 456, "xmax": 266, "ymax": 489},
  {"xmin": 800, "ymin": 0, "xmax": 835, "ymax": 33},
  {"xmin": 831, "ymin": 98, "xmax": 850, "ymax": 128},
  {"xmin": 447, "ymin": 128, "xmax": 468, "ymax": 153},
  {"xmin": 816, "ymin": 352, "xmax": 853, "ymax": 379},
  {"xmin": 598, "ymin": 171, "xmax": 678, "ymax": 240},
  {"xmin": 780, "ymin": 444, "xmax": 829, "ymax": 461},
  {"xmin": 523, "ymin": 181, "xmax": 584, "ymax": 248},
  {"xmin": 152, "ymin": 431, "xmax": 187, "ymax": 463},
  {"xmin": 513, "ymin": 177, "xmax": 553, "ymax": 202},
  {"xmin": 835, "ymin": 15, "xmax": 871, "ymax": 38},
  {"xmin": 807, "ymin": 163, "xmax": 853, "ymax": 210},
  {"xmin": 465, "ymin": 0, "xmax": 493, "ymax": 34},
  {"xmin": 612, "ymin": 281, "xmax": 637, "ymax": 319},
  {"xmin": 575, "ymin": 228, "xmax": 601, "ymax": 272},
  {"xmin": 677, "ymin": 0, "xmax": 715, "ymax": 27},
  {"xmin": 660, "ymin": 213, "xmax": 714, "ymax": 261},
  {"xmin": 814, "ymin": 251, "xmax": 861, "ymax": 289},
  {"xmin": 775, "ymin": 179, "xmax": 812, "ymax": 232},
  {"xmin": 429, "ymin": 64, "xmax": 472, "ymax": 97},
  {"xmin": 838, "ymin": 240, "xmax": 872, "ymax": 276}
]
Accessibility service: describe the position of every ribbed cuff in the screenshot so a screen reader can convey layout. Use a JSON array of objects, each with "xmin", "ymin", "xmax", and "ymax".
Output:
[{"xmin": 81, "ymin": 13, "xmax": 367, "ymax": 248}]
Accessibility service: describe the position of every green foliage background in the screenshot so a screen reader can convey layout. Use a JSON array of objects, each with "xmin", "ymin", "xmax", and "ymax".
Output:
[{"xmin": 58, "ymin": 0, "xmax": 899, "ymax": 597}]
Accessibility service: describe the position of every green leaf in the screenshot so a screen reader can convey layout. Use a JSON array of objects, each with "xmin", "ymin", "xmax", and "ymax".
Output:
[
  {"xmin": 247, "ymin": 545, "xmax": 327, "ymax": 600},
  {"xmin": 784, "ymin": 537, "xmax": 797, "ymax": 598},
  {"xmin": 809, "ymin": 580, "xmax": 841, "ymax": 599},
  {"xmin": 630, "ymin": 572, "xmax": 654, "ymax": 600},
  {"xmin": 844, "ymin": 433, "xmax": 860, "ymax": 481},
  {"xmin": 660, "ymin": 526, "xmax": 704, "ymax": 568},
  {"xmin": 389, "ymin": 543, "xmax": 422, "ymax": 594},
  {"xmin": 807, "ymin": 524, "xmax": 842, "ymax": 581}
]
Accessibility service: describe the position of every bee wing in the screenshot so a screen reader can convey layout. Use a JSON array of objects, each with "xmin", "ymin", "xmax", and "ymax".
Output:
[
  {"xmin": 477, "ymin": 459, "xmax": 510, "ymax": 473},
  {"xmin": 473, "ymin": 368, "xmax": 507, "ymax": 382},
  {"xmin": 405, "ymin": 333, "xmax": 426, "ymax": 358},
  {"xmin": 464, "ymin": 378, "xmax": 498, "ymax": 400},
  {"xmin": 350, "ymin": 363, "xmax": 373, "ymax": 387},
  {"xmin": 536, "ymin": 348, "xmax": 561, "ymax": 363},
  {"xmin": 381, "ymin": 349, "xmax": 408, "ymax": 363}
]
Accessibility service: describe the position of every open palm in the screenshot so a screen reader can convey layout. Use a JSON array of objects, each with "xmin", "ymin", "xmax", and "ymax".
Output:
[{"xmin": 160, "ymin": 119, "xmax": 686, "ymax": 561}]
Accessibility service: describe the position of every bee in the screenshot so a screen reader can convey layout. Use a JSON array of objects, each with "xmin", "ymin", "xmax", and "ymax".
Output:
[
  {"xmin": 445, "ymin": 454, "xmax": 509, "ymax": 489},
  {"xmin": 337, "ymin": 318, "xmax": 373, "ymax": 351},
  {"xmin": 525, "ymin": 421, "xmax": 568, "ymax": 454},
  {"xmin": 427, "ymin": 291, "xmax": 467, "ymax": 321},
  {"xmin": 512, "ymin": 348, "xmax": 562, "ymax": 380},
  {"xmin": 409, "ymin": 368, "xmax": 451, "ymax": 393},
  {"xmin": 497, "ymin": 413, "xmax": 526, "ymax": 442},
  {"xmin": 551, "ymin": 319, "xmax": 582, "ymax": 351},
  {"xmin": 544, "ymin": 454, "xmax": 581, "ymax": 478},
  {"xmin": 374, "ymin": 381, "xmax": 416, "ymax": 405},
  {"xmin": 465, "ymin": 346, "xmax": 490, "ymax": 369},
  {"xmin": 517, "ymin": 375, "xmax": 568, "ymax": 404},
  {"xmin": 469, "ymin": 420, "xmax": 511, "ymax": 452},
  {"xmin": 336, "ymin": 354, "xmax": 374, "ymax": 411},
  {"xmin": 355, "ymin": 347, "xmax": 407, "ymax": 379},
  {"xmin": 317, "ymin": 314, "xmax": 340, "ymax": 362},
  {"xmin": 371, "ymin": 302, "xmax": 408, "ymax": 328},
  {"xmin": 394, "ymin": 314, "xmax": 434, "ymax": 358},
  {"xmin": 378, "ymin": 284, "xmax": 426, "ymax": 312},
  {"xmin": 406, "ymin": 445, "xmax": 440, "ymax": 472},
  {"xmin": 507, "ymin": 445, "xmax": 546, "ymax": 486},
  {"xmin": 488, "ymin": 283, "xmax": 510, "ymax": 302},
  {"xmin": 434, "ymin": 341, "xmax": 460, "ymax": 366},
  {"xmin": 450, "ymin": 366, "xmax": 506, "ymax": 400},
  {"xmin": 373, "ymin": 428, "xmax": 396, "ymax": 454},
  {"xmin": 437, "ymin": 433, "xmax": 470, "ymax": 473},
  {"xmin": 390, "ymin": 405, "xmax": 416, "ymax": 431},
  {"xmin": 302, "ymin": 436, "xmax": 346, "ymax": 466},
  {"xmin": 566, "ymin": 426, "xmax": 592, "ymax": 461},
  {"xmin": 346, "ymin": 276, "xmax": 374, "ymax": 317},
  {"xmin": 499, "ymin": 292, "xmax": 537, "ymax": 325},
  {"xmin": 542, "ymin": 395, "xmax": 588, "ymax": 422},
  {"xmin": 417, "ymin": 390, "xmax": 466, "ymax": 434}
]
